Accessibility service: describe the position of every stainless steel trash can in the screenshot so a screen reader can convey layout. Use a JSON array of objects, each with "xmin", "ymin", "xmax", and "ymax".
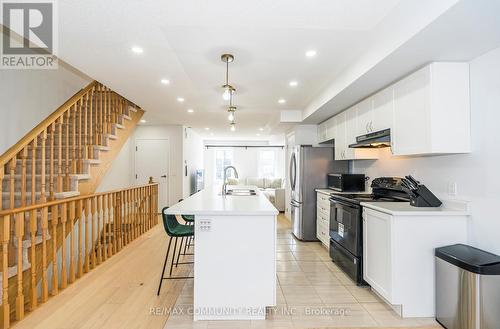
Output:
[{"xmin": 435, "ymin": 244, "xmax": 500, "ymax": 329}]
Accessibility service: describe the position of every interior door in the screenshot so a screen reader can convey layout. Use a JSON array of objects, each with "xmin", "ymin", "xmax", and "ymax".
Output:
[{"xmin": 135, "ymin": 139, "xmax": 170, "ymax": 210}]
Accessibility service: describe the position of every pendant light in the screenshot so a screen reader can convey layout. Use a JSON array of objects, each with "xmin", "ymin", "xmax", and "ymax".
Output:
[
  {"xmin": 227, "ymin": 106, "xmax": 236, "ymax": 121},
  {"xmin": 221, "ymin": 54, "xmax": 235, "ymax": 100}
]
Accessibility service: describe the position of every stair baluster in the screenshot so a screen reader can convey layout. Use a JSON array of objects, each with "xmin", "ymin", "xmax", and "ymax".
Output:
[
  {"xmin": 51, "ymin": 204, "xmax": 58, "ymax": 296},
  {"xmin": 77, "ymin": 199, "xmax": 83, "ymax": 278},
  {"xmin": 2, "ymin": 214, "xmax": 10, "ymax": 328},
  {"xmin": 29, "ymin": 208, "xmax": 37, "ymax": 310},
  {"xmin": 60, "ymin": 203, "xmax": 68, "ymax": 289},
  {"xmin": 41, "ymin": 207, "xmax": 48, "ymax": 302},
  {"xmin": 15, "ymin": 212, "xmax": 24, "ymax": 320}
]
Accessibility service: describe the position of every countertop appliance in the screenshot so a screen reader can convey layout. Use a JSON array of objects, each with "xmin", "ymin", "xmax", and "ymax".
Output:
[
  {"xmin": 349, "ymin": 128, "xmax": 391, "ymax": 149},
  {"xmin": 329, "ymin": 177, "xmax": 409, "ymax": 285},
  {"xmin": 290, "ymin": 146, "xmax": 348, "ymax": 241},
  {"xmin": 327, "ymin": 173, "xmax": 366, "ymax": 192}
]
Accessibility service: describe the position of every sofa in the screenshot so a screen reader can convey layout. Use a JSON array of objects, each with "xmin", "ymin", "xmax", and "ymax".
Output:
[{"xmin": 228, "ymin": 177, "xmax": 285, "ymax": 212}]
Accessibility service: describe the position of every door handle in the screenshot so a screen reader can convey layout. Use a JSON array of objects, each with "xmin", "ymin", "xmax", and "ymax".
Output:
[{"xmin": 161, "ymin": 175, "xmax": 167, "ymax": 178}]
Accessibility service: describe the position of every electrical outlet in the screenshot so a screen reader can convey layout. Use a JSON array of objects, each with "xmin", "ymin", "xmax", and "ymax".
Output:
[
  {"xmin": 199, "ymin": 219, "xmax": 212, "ymax": 232},
  {"xmin": 448, "ymin": 182, "xmax": 458, "ymax": 196}
]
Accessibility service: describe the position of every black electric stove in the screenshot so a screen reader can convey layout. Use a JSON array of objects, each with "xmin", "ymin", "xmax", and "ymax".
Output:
[{"xmin": 328, "ymin": 177, "xmax": 409, "ymax": 285}]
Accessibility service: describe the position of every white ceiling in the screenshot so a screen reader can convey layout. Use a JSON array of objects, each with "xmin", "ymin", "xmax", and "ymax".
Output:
[{"xmin": 57, "ymin": 0, "xmax": 402, "ymax": 139}]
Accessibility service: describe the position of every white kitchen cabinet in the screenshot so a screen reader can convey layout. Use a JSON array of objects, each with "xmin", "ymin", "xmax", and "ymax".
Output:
[
  {"xmin": 356, "ymin": 98, "xmax": 374, "ymax": 136},
  {"xmin": 334, "ymin": 111, "xmax": 347, "ymax": 160},
  {"xmin": 316, "ymin": 192, "xmax": 330, "ymax": 247},
  {"xmin": 325, "ymin": 116, "xmax": 336, "ymax": 141},
  {"xmin": 362, "ymin": 206, "xmax": 468, "ymax": 318},
  {"xmin": 372, "ymin": 86, "xmax": 394, "ymax": 132},
  {"xmin": 392, "ymin": 63, "xmax": 471, "ymax": 156},
  {"xmin": 317, "ymin": 121, "xmax": 328, "ymax": 143}
]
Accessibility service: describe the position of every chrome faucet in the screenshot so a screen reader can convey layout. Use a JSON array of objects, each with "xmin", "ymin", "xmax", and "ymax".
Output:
[{"xmin": 222, "ymin": 166, "xmax": 239, "ymax": 195}]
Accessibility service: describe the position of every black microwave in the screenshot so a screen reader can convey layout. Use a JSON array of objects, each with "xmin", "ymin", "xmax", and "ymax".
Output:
[{"xmin": 327, "ymin": 173, "xmax": 365, "ymax": 192}]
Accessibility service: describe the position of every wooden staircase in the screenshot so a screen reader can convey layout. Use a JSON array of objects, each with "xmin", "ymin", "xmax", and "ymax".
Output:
[{"xmin": 0, "ymin": 81, "xmax": 158, "ymax": 328}]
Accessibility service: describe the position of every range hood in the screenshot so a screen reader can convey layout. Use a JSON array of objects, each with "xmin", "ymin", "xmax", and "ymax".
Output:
[{"xmin": 349, "ymin": 129, "xmax": 391, "ymax": 148}]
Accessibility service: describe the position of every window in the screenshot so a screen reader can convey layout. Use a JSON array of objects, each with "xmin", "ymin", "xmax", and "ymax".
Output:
[
  {"xmin": 258, "ymin": 150, "xmax": 276, "ymax": 178},
  {"xmin": 215, "ymin": 149, "xmax": 234, "ymax": 181}
]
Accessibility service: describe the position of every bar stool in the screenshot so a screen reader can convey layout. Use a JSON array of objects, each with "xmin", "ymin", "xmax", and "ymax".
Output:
[
  {"xmin": 177, "ymin": 199, "xmax": 195, "ymax": 262},
  {"xmin": 157, "ymin": 206, "xmax": 194, "ymax": 296}
]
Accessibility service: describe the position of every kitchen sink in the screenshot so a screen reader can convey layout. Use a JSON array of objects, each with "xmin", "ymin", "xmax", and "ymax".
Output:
[{"xmin": 225, "ymin": 188, "xmax": 257, "ymax": 196}]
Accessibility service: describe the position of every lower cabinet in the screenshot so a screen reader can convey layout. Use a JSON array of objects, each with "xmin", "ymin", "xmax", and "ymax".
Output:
[
  {"xmin": 362, "ymin": 207, "xmax": 468, "ymax": 317},
  {"xmin": 316, "ymin": 192, "xmax": 330, "ymax": 247}
]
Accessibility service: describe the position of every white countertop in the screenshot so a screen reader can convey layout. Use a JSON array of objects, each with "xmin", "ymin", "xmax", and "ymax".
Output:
[
  {"xmin": 165, "ymin": 185, "xmax": 279, "ymax": 216},
  {"xmin": 361, "ymin": 201, "xmax": 470, "ymax": 216}
]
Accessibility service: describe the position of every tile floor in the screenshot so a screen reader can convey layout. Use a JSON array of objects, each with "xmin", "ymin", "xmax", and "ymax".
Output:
[{"xmin": 164, "ymin": 216, "xmax": 441, "ymax": 329}]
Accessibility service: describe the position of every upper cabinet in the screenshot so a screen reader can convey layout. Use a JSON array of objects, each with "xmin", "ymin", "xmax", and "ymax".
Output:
[
  {"xmin": 316, "ymin": 62, "xmax": 471, "ymax": 158},
  {"xmin": 392, "ymin": 63, "xmax": 471, "ymax": 156}
]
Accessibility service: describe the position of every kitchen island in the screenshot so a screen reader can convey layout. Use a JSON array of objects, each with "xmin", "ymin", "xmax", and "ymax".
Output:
[{"xmin": 165, "ymin": 185, "xmax": 279, "ymax": 321}]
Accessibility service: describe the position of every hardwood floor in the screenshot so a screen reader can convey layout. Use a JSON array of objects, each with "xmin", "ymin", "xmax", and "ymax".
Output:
[
  {"xmin": 13, "ymin": 217, "xmax": 191, "ymax": 329},
  {"xmin": 13, "ymin": 214, "xmax": 441, "ymax": 329}
]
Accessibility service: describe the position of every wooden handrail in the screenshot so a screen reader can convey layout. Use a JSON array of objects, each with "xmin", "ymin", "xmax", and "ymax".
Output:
[
  {"xmin": 0, "ymin": 183, "xmax": 159, "ymax": 328},
  {"xmin": 0, "ymin": 183, "xmax": 157, "ymax": 216},
  {"xmin": 0, "ymin": 81, "xmax": 97, "ymax": 167}
]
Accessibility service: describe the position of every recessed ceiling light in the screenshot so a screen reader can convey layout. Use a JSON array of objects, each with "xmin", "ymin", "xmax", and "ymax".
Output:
[
  {"xmin": 131, "ymin": 46, "xmax": 143, "ymax": 54},
  {"xmin": 278, "ymin": 99, "xmax": 286, "ymax": 104},
  {"xmin": 140, "ymin": 119, "xmax": 146, "ymax": 123},
  {"xmin": 259, "ymin": 127, "xmax": 264, "ymax": 131},
  {"xmin": 204, "ymin": 127, "xmax": 210, "ymax": 131},
  {"xmin": 305, "ymin": 50, "xmax": 317, "ymax": 58},
  {"xmin": 289, "ymin": 80, "xmax": 298, "ymax": 87},
  {"xmin": 187, "ymin": 109, "xmax": 194, "ymax": 113},
  {"xmin": 160, "ymin": 79, "xmax": 170, "ymax": 85},
  {"xmin": 177, "ymin": 97, "xmax": 185, "ymax": 102}
]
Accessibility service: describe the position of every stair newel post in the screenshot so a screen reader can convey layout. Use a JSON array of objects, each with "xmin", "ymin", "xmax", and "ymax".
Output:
[
  {"xmin": 71, "ymin": 104, "xmax": 77, "ymax": 176},
  {"xmin": 20, "ymin": 148, "xmax": 28, "ymax": 208},
  {"xmin": 77, "ymin": 199, "xmax": 83, "ymax": 278},
  {"xmin": 88, "ymin": 87, "xmax": 94, "ymax": 160},
  {"xmin": 69, "ymin": 200, "xmax": 75, "ymax": 283},
  {"xmin": 15, "ymin": 212, "xmax": 25, "ymax": 320},
  {"xmin": 9, "ymin": 156, "xmax": 16, "ymax": 209},
  {"xmin": 1, "ymin": 214, "xmax": 10, "ymax": 329},
  {"xmin": 57, "ymin": 116, "xmax": 63, "ymax": 193},
  {"xmin": 85, "ymin": 198, "xmax": 90, "ymax": 273},
  {"xmin": 96, "ymin": 195, "xmax": 102, "ymax": 265},
  {"xmin": 40, "ymin": 130, "xmax": 47, "ymax": 204},
  {"xmin": 41, "ymin": 206, "xmax": 49, "ymax": 302},
  {"xmin": 29, "ymin": 208, "xmax": 37, "ymax": 310},
  {"xmin": 51, "ymin": 204, "xmax": 58, "ymax": 296},
  {"xmin": 64, "ymin": 110, "xmax": 70, "ymax": 191},
  {"xmin": 90, "ymin": 196, "xmax": 96, "ymax": 269},
  {"xmin": 60, "ymin": 203, "xmax": 67, "ymax": 289},
  {"xmin": 49, "ymin": 122, "xmax": 55, "ymax": 201}
]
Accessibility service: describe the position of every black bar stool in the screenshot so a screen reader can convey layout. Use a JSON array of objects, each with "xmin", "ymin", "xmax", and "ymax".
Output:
[
  {"xmin": 157, "ymin": 206, "xmax": 194, "ymax": 296},
  {"xmin": 177, "ymin": 199, "xmax": 195, "ymax": 263}
]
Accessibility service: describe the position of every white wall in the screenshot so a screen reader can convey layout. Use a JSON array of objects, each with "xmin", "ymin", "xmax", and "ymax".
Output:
[
  {"xmin": 204, "ymin": 146, "xmax": 285, "ymax": 188},
  {"xmin": 183, "ymin": 127, "xmax": 204, "ymax": 197},
  {"xmin": 0, "ymin": 27, "xmax": 92, "ymax": 153},
  {"xmin": 352, "ymin": 46, "xmax": 500, "ymax": 255},
  {"xmin": 96, "ymin": 138, "xmax": 135, "ymax": 192}
]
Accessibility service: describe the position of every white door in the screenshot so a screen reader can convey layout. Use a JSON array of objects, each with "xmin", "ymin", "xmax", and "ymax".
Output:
[{"xmin": 135, "ymin": 139, "xmax": 170, "ymax": 210}]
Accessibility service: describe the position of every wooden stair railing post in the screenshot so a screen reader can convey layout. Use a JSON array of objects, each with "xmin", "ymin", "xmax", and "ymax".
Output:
[
  {"xmin": 2, "ymin": 214, "xmax": 10, "ymax": 329},
  {"xmin": 102, "ymin": 195, "xmax": 107, "ymax": 262},
  {"xmin": 20, "ymin": 148, "xmax": 27, "ymax": 207},
  {"xmin": 15, "ymin": 212, "xmax": 25, "ymax": 320},
  {"xmin": 49, "ymin": 122, "xmax": 55, "ymax": 201},
  {"xmin": 0, "ymin": 167, "xmax": 3, "ymax": 212},
  {"xmin": 77, "ymin": 199, "xmax": 83, "ymax": 278},
  {"xmin": 88, "ymin": 87, "xmax": 94, "ymax": 160},
  {"xmin": 76, "ymin": 100, "xmax": 82, "ymax": 173},
  {"xmin": 83, "ymin": 92, "xmax": 89, "ymax": 164},
  {"xmin": 40, "ymin": 130, "xmax": 47, "ymax": 204},
  {"xmin": 57, "ymin": 115, "xmax": 63, "ymax": 194},
  {"xmin": 9, "ymin": 157, "xmax": 16, "ymax": 209},
  {"xmin": 64, "ymin": 110, "xmax": 70, "ymax": 191},
  {"xmin": 96, "ymin": 195, "xmax": 102, "ymax": 265},
  {"xmin": 90, "ymin": 196, "xmax": 96, "ymax": 269},
  {"xmin": 41, "ymin": 206, "xmax": 48, "ymax": 302},
  {"xmin": 71, "ymin": 104, "xmax": 77, "ymax": 176},
  {"xmin": 51, "ymin": 204, "xmax": 58, "ymax": 296},
  {"xmin": 112, "ymin": 192, "xmax": 117, "ymax": 254},
  {"xmin": 60, "ymin": 203, "xmax": 67, "ymax": 289},
  {"xmin": 29, "ymin": 208, "xmax": 37, "ymax": 310},
  {"xmin": 107, "ymin": 194, "xmax": 112, "ymax": 257},
  {"xmin": 30, "ymin": 140, "xmax": 36, "ymax": 206},
  {"xmin": 85, "ymin": 198, "xmax": 90, "ymax": 273},
  {"xmin": 69, "ymin": 200, "xmax": 75, "ymax": 283},
  {"xmin": 115, "ymin": 192, "xmax": 122, "ymax": 252}
]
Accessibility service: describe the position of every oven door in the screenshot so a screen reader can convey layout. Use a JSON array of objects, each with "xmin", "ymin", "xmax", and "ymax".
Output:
[{"xmin": 329, "ymin": 198, "xmax": 361, "ymax": 257}]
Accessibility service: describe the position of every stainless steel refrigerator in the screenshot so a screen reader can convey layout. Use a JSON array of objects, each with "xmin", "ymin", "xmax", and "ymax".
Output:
[{"xmin": 289, "ymin": 146, "xmax": 348, "ymax": 241}]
